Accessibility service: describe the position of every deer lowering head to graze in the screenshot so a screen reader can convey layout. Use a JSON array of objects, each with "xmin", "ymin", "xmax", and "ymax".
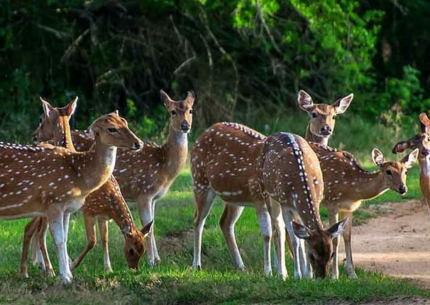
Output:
[
  {"xmin": 191, "ymin": 122, "xmax": 346, "ymax": 278},
  {"xmin": 21, "ymin": 98, "xmax": 151, "ymax": 278},
  {"xmin": 258, "ymin": 133, "xmax": 347, "ymax": 278},
  {"xmin": 298, "ymin": 90, "xmax": 353, "ymax": 145},
  {"xmin": 307, "ymin": 143, "xmax": 418, "ymax": 279},
  {"xmin": 393, "ymin": 112, "xmax": 430, "ymax": 211},
  {"xmin": 111, "ymin": 90, "xmax": 194, "ymax": 266},
  {"xmin": 0, "ymin": 108, "xmax": 142, "ymax": 284}
]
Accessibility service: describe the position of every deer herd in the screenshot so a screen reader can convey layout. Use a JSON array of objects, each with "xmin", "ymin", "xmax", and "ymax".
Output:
[{"xmin": 0, "ymin": 89, "xmax": 426, "ymax": 284}]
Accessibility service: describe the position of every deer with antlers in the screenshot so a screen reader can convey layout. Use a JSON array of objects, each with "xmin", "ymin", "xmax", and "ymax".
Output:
[
  {"xmin": 393, "ymin": 113, "xmax": 430, "ymax": 211},
  {"xmin": 0, "ymin": 109, "xmax": 143, "ymax": 284},
  {"xmin": 308, "ymin": 143, "xmax": 418, "ymax": 278},
  {"xmin": 20, "ymin": 98, "xmax": 152, "ymax": 278}
]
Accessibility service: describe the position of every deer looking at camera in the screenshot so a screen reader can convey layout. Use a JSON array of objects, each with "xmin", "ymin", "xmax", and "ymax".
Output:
[
  {"xmin": 21, "ymin": 98, "xmax": 152, "ymax": 278},
  {"xmin": 55, "ymin": 90, "xmax": 194, "ymax": 266},
  {"xmin": 191, "ymin": 90, "xmax": 353, "ymax": 277},
  {"xmin": 258, "ymin": 132, "xmax": 347, "ymax": 278},
  {"xmin": 298, "ymin": 90, "xmax": 353, "ymax": 145},
  {"xmin": 307, "ymin": 143, "xmax": 418, "ymax": 279},
  {"xmin": 191, "ymin": 122, "xmax": 347, "ymax": 278},
  {"xmin": 393, "ymin": 113, "xmax": 430, "ymax": 210},
  {"xmin": 0, "ymin": 110, "xmax": 143, "ymax": 284}
]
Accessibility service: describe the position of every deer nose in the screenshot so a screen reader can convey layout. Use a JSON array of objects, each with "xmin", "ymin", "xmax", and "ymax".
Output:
[
  {"xmin": 181, "ymin": 121, "xmax": 190, "ymax": 132},
  {"xmin": 399, "ymin": 185, "xmax": 407, "ymax": 195},
  {"xmin": 320, "ymin": 126, "xmax": 332, "ymax": 136},
  {"xmin": 132, "ymin": 141, "xmax": 143, "ymax": 150}
]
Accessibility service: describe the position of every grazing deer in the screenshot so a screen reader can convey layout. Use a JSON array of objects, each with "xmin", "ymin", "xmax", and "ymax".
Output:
[
  {"xmin": 21, "ymin": 98, "xmax": 151, "ymax": 278},
  {"xmin": 258, "ymin": 132, "xmax": 347, "ymax": 278},
  {"xmin": 298, "ymin": 90, "xmax": 353, "ymax": 145},
  {"xmin": 55, "ymin": 90, "xmax": 194, "ymax": 266},
  {"xmin": 0, "ymin": 110, "xmax": 142, "ymax": 284},
  {"xmin": 309, "ymin": 143, "xmax": 418, "ymax": 279},
  {"xmin": 191, "ymin": 123, "xmax": 346, "ymax": 278},
  {"xmin": 393, "ymin": 113, "xmax": 430, "ymax": 211}
]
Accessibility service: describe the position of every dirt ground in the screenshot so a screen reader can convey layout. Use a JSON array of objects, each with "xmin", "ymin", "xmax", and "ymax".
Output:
[{"xmin": 339, "ymin": 199, "xmax": 430, "ymax": 290}]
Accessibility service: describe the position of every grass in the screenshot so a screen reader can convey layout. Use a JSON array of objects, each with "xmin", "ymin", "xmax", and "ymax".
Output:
[
  {"xmin": 0, "ymin": 115, "xmax": 428, "ymax": 304},
  {"xmin": 0, "ymin": 164, "xmax": 429, "ymax": 304}
]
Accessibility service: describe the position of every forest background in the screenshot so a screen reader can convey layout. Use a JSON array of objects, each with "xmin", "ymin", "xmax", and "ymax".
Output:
[{"xmin": 1, "ymin": 0, "xmax": 429, "ymax": 152}]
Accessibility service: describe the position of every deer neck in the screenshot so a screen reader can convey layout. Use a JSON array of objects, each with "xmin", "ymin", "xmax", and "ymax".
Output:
[
  {"xmin": 419, "ymin": 156, "xmax": 430, "ymax": 177},
  {"xmin": 162, "ymin": 125, "xmax": 188, "ymax": 179},
  {"xmin": 74, "ymin": 135, "xmax": 118, "ymax": 192},
  {"xmin": 350, "ymin": 170, "xmax": 388, "ymax": 200},
  {"xmin": 305, "ymin": 125, "xmax": 329, "ymax": 146},
  {"xmin": 56, "ymin": 117, "xmax": 76, "ymax": 152}
]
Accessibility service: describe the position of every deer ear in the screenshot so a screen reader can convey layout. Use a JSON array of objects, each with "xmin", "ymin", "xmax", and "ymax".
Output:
[
  {"xmin": 333, "ymin": 93, "xmax": 353, "ymax": 114},
  {"xmin": 420, "ymin": 113, "xmax": 430, "ymax": 133},
  {"xmin": 160, "ymin": 90, "xmax": 173, "ymax": 108},
  {"xmin": 371, "ymin": 148, "xmax": 385, "ymax": 167},
  {"xmin": 185, "ymin": 90, "xmax": 195, "ymax": 106},
  {"xmin": 297, "ymin": 90, "xmax": 314, "ymax": 113},
  {"xmin": 392, "ymin": 140, "xmax": 409, "ymax": 154},
  {"xmin": 40, "ymin": 97, "xmax": 55, "ymax": 118},
  {"xmin": 65, "ymin": 97, "xmax": 78, "ymax": 116},
  {"xmin": 327, "ymin": 217, "xmax": 348, "ymax": 238},
  {"xmin": 141, "ymin": 220, "xmax": 153, "ymax": 237},
  {"xmin": 402, "ymin": 148, "xmax": 419, "ymax": 169},
  {"xmin": 292, "ymin": 220, "xmax": 311, "ymax": 239}
]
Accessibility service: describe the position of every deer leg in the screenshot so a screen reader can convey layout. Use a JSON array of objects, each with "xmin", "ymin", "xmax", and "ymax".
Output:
[
  {"xmin": 256, "ymin": 204, "xmax": 273, "ymax": 276},
  {"xmin": 47, "ymin": 210, "xmax": 73, "ymax": 284},
  {"xmin": 71, "ymin": 215, "xmax": 97, "ymax": 270},
  {"xmin": 98, "ymin": 218, "xmax": 113, "ymax": 272},
  {"xmin": 37, "ymin": 217, "xmax": 55, "ymax": 277},
  {"xmin": 283, "ymin": 209, "xmax": 303, "ymax": 279},
  {"xmin": 20, "ymin": 218, "xmax": 39, "ymax": 278},
  {"xmin": 268, "ymin": 198, "xmax": 287, "ymax": 279},
  {"xmin": 328, "ymin": 208, "xmax": 340, "ymax": 279},
  {"xmin": 150, "ymin": 199, "xmax": 160, "ymax": 264},
  {"xmin": 136, "ymin": 194, "xmax": 157, "ymax": 266},
  {"xmin": 192, "ymin": 189, "xmax": 216, "ymax": 270},
  {"xmin": 219, "ymin": 205, "xmax": 245, "ymax": 271},
  {"xmin": 341, "ymin": 210, "xmax": 356, "ymax": 278},
  {"xmin": 62, "ymin": 212, "xmax": 72, "ymax": 268}
]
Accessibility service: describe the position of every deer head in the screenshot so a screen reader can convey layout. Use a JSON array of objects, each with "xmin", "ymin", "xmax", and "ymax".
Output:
[
  {"xmin": 298, "ymin": 90, "xmax": 353, "ymax": 141},
  {"xmin": 87, "ymin": 112, "xmax": 143, "ymax": 150},
  {"xmin": 372, "ymin": 148, "xmax": 418, "ymax": 195},
  {"xmin": 392, "ymin": 113, "xmax": 430, "ymax": 160},
  {"xmin": 33, "ymin": 97, "xmax": 77, "ymax": 145},
  {"xmin": 122, "ymin": 221, "xmax": 153, "ymax": 269},
  {"xmin": 293, "ymin": 218, "xmax": 348, "ymax": 278},
  {"xmin": 160, "ymin": 90, "xmax": 195, "ymax": 133}
]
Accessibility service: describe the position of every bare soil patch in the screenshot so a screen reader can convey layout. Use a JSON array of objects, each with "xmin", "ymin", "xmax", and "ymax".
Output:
[{"xmin": 339, "ymin": 199, "xmax": 430, "ymax": 290}]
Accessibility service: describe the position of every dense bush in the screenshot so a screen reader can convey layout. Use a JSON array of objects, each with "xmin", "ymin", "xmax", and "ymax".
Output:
[{"xmin": 0, "ymin": 0, "xmax": 428, "ymax": 142}]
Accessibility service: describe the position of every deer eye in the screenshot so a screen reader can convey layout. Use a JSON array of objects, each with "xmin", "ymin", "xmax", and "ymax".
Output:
[
  {"xmin": 171, "ymin": 110, "xmax": 177, "ymax": 116},
  {"xmin": 311, "ymin": 112, "xmax": 318, "ymax": 118},
  {"xmin": 108, "ymin": 127, "xmax": 119, "ymax": 133},
  {"xmin": 190, "ymin": 109, "xmax": 195, "ymax": 114},
  {"xmin": 386, "ymin": 169, "xmax": 392, "ymax": 176},
  {"xmin": 332, "ymin": 115, "xmax": 337, "ymax": 120},
  {"xmin": 309, "ymin": 253, "xmax": 316, "ymax": 261}
]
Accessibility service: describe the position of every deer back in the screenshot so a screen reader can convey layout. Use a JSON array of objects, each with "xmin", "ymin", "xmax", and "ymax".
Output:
[{"xmin": 191, "ymin": 122, "xmax": 267, "ymax": 204}]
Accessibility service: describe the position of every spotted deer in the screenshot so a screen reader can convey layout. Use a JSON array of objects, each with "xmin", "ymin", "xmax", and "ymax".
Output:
[
  {"xmin": 308, "ymin": 143, "xmax": 418, "ymax": 279},
  {"xmin": 0, "ymin": 111, "xmax": 143, "ymax": 284},
  {"xmin": 21, "ymin": 98, "xmax": 151, "ymax": 278},
  {"xmin": 393, "ymin": 113, "xmax": 430, "ymax": 211},
  {"xmin": 49, "ymin": 90, "xmax": 194, "ymax": 265},
  {"xmin": 258, "ymin": 132, "xmax": 347, "ymax": 278},
  {"xmin": 191, "ymin": 123, "xmax": 347, "ymax": 278},
  {"xmin": 298, "ymin": 90, "xmax": 353, "ymax": 145}
]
